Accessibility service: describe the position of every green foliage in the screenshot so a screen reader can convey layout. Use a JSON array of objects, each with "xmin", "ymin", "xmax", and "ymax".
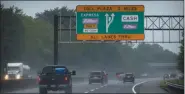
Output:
[
  {"xmin": 160, "ymin": 80, "xmax": 167, "ymax": 88},
  {"xmin": 21, "ymin": 15, "xmax": 54, "ymax": 67},
  {"xmin": 1, "ymin": 4, "xmax": 54, "ymax": 68},
  {"xmin": 35, "ymin": 6, "xmax": 75, "ymax": 25},
  {"xmin": 177, "ymin": 32, "xmax": 184, "ymax": 73},
  {"xmin": 1, "ymin": 5, "xmax": 25, "ymax": 62}
]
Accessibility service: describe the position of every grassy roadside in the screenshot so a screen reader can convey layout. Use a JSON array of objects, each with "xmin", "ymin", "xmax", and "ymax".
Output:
[
  {"xmin": 160, "ymin": 79, "xmax": 184, "ymax": 87},
  {"xmin": 167, "ymin": 79, "xmax": 184, "ymax": 86},
  {"xmin": 160, "ymin": 79, "xmax": 184, "ymax": 94},
  {"xmin": 160, "ymin": 79, "xmax": 184, "ymax": 90},
  {"xmin": 160, "ymin": 80, "xmax": 168, "ymax": 88}
]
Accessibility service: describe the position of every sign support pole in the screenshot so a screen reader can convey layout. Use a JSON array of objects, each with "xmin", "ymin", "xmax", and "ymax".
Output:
[{"xmin": 54, "ymin": 15, "xmax": 58, "ymax": 65}]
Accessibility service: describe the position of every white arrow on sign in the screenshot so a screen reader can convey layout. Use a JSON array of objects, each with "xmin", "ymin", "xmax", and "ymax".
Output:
[{"xmin": 105, "ymin": 13, "xmax": 115, "ymax": 33}]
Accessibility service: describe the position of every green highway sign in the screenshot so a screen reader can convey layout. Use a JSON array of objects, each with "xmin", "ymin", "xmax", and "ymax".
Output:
[{"xmin": 76, "ymin": 5, "xmax": 145, "ymax": 40}]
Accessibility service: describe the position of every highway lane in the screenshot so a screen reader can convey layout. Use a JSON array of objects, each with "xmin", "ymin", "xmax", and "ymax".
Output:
[
  {"xmin": 7, "ymin": 80, "xmax": 105, "ymax": 93},
  {"xmin": 87, "ymin": 78, "xmax": 146, "ymax": 93},
  {"xmin": 135, "ymin": 79, "xmax": 167, "ymax": 93},
  {"xmin": 85, "ymin": 77, "xmax": 162, "ymax": 93},
  {"xmin": 6, "ymin": 78, "xmax": 162, "ymax": 93}
]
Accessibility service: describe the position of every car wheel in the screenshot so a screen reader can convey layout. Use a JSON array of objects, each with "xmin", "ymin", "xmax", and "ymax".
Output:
[
  {"xmin": 65, "ymin": 87, "xmax": 72, "ymax": 93},
  {"xmin": 39, "ymin": 88, "xmax": 47, "ymax": 94}
]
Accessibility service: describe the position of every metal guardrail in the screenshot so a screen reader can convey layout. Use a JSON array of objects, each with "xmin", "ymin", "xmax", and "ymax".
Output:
[
  {"xmin": 165, "ymin": 81, "xmax": 184, "ymax": 90},
  {"xmin": 164, "ymin": 77, "xmax": 184, "ymax": 90}
]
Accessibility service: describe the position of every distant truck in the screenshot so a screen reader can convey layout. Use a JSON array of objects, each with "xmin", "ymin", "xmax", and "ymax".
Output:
[{"xmin": 4, "ymin": 62, "xmax": 31, "ymax": 80}]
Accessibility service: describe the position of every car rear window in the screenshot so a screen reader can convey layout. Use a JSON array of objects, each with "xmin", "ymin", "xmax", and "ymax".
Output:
[
  {"xmin": 55, "ymin": 68, "xmax": 66, "ymax": 74},
  {"xmin": 42, "ymin": 66, "xmax": 68, "ymax": 74},
  {"xmin": 90, "ymin": 72, "xmax": 101, "ymax": 75}
]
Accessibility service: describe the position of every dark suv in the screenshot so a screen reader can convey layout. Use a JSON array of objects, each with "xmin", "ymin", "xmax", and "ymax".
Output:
[
  {"xmin": 89, "ymin": 71, "xmax": 107, "ymax": 84},
  {"xmin": 37, "ymin": 65, "xmax": 76, "ymax": 94},
  {"xmin": 123, "ymin": 73, "xmax": 135, "ymax": 83}
]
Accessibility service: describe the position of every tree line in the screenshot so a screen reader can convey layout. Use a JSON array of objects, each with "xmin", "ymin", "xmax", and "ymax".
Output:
[{"xmin": 1, "ymin": 5, "xmax": 182, "ymax": 73}]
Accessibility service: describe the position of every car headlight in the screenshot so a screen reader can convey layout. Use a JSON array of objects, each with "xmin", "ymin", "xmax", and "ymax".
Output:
[
  {"xmin": 16, "ymin": 74, "xmax": 20, "ymax": 79},
  {"xmin": 5, "ymin": 75, "xmax": 9, "ymax": 80}
]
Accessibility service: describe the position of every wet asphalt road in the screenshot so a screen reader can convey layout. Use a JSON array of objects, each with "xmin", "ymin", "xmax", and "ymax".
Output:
[{"xmin": 6, "ymin": 77, "xmax": 166, "ymax": 93}]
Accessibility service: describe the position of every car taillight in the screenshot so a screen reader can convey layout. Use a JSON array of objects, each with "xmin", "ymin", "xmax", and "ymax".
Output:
[
  {"xmin": 64, "ymin": 77, "xmax": 68, "ymax": 81},
  {"xmin": 37, "ymin": 76, "xmax": 40, "ymax": 83}
]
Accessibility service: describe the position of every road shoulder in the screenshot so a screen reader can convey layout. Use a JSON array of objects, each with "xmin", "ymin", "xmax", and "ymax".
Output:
[{"xmin": 134, "ymin": 79, "xmax": 168, "ymax": 93}]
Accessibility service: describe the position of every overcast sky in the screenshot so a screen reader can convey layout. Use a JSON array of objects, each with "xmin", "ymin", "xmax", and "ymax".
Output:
[{"xmin": 2, "ymin": 1, "xmax": 184, "ymax": 54}]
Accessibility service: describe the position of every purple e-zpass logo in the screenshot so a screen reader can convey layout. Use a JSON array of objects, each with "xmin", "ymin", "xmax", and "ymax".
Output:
[
  {"xmin": 83, "ymin": 18, "xmax": 99, "ymax": 24},
  {"xmin": 123, "ymin": 24, "xmax": 137, "ymax": 29}
]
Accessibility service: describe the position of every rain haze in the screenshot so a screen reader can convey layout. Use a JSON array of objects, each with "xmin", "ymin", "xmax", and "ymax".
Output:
[
  {"xmin": 1, "ymin": 0, "xmax": 183, "ymax": 75},
  {"xmin": 1, "ymin": 1, "xmax": 184, "ymax": 93}
]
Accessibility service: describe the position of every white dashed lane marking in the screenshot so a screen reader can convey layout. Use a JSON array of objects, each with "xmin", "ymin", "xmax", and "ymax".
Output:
[{"xmin": 84, "ymin": 84, "xmax": 108, "ymax": 93}]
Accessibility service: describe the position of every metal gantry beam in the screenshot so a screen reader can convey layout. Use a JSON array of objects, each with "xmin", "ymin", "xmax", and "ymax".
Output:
[
  {"xmin": 57, "ymin": 15, "xmax": 184, "ymax": 30},
  {"xmin": 145, "ymin": 15, "xmax": 184, "ymax": 30},
  {"xmin": 56, "ymin": 15, "xmax": 184, "ymax": 44}
]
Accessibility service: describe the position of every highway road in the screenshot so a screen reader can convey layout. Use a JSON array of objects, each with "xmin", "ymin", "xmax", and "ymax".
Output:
[
  {"xmin": 6, "ymin": 77, "xmax": 166, "ymax": 93},
  {"xmin": 135, "ymin": 79, "xmax": 167, "ymax": 93}
]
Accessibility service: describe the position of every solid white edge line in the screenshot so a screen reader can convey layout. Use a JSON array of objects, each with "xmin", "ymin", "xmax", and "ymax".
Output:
[{"xmin": 132, "ymin": 81, "xmax": 148, "ymax": 94}]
